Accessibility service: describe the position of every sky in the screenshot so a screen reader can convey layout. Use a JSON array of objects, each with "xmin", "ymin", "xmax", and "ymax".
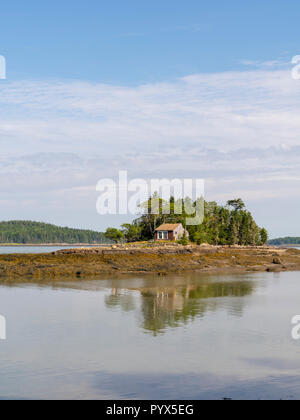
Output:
[{"xmin": 0, "ymin": 0, "xmax": 300, "ymax": 238}]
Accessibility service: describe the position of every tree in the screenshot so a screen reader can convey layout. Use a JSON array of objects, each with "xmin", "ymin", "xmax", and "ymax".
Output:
[
  {"xmin": 227, "ymin": 199, "xmax": 245, "ymax": 212},
  {"xmin": 260, "ymin": 228, "xmax": 269, "ymax": 245},
  {"xmin": 177, "ymin": 232, "xmax": 189, "ymax": 245},
  {"xmin": 104, "ymin": 228, "xmax": 124, "ymax": 243},
  {"xmin": 106, "ymin": 196, "xmax": 267, "ymax": 247},
  {"xmin": 121, "ymin": 223, "xmax": 142, "ymax": 243},
  {"xmin": 228, "ymin": 217, "xmax": 239, "ymax": 245}
]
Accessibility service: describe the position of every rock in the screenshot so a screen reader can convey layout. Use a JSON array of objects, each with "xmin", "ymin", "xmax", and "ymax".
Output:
[
  {"xmin": 266, "ymin": 266, "xmax": 281, "ymax": 272},
  {"xmin": 273, "ymin": 257, "xmax": 282, "ymax": 265}
]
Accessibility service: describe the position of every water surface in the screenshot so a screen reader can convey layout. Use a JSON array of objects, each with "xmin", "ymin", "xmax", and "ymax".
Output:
[
  {"xmin": 0, "ymin": 245, "xmax": 108, "ymax": 254},
  {"xmin": 1, "ymin": 245, "xmax": 297, "ymax": 255},
  {"xmin": 1, "ymin": 271, "xmax": 300, "ymax": 400}
]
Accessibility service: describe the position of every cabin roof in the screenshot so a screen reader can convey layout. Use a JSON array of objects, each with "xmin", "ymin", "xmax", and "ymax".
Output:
[{"xmin": 155, "ymin": 223, "xmax": 181, "ymax": 231}]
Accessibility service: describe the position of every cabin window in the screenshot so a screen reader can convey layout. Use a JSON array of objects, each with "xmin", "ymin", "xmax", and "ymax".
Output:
[{"xmin": 158, "ymin": 231, "xmax": 168, "ymax": 240}]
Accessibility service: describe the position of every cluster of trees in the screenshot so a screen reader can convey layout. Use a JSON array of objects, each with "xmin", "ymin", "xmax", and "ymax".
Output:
[
  {"xmin": 269, "ymin": 237, "xmax": 300, "ymax": 245},
  {"xmin": 0, "ymin": 221, "xmax": 111, "ymax": 244},
  {"xmin": 105, "ymin": 196, "xmax": 268, "ymax": 246}
]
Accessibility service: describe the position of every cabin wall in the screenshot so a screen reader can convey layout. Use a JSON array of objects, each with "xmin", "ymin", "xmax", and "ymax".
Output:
[
  {"xmin": 168, "ymin": 231, "xmax": 174, "ymax": 241},
  {"xmin": 155, "ymin": 224, "xmax": 189, "ymax": 241},
  {"xmin": 155, "ymin": 231, "xmax": 173, "ymax": 241},
  {"xmin": 173, "ymin": 225, "xmax": 185, "ymax": 240}
]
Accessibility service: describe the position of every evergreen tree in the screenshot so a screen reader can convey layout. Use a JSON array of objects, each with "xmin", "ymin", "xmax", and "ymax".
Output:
[{"xmin": 118, "ymin": 196, "xmax": 267, "ymax": 246}]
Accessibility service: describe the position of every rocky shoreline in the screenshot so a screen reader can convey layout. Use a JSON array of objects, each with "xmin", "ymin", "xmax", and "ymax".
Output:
[{"xmin": 0, "ymin": 243, "xmax": 299, "ymax": 279}]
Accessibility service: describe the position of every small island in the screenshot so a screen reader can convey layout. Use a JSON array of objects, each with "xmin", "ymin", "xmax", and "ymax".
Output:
[
  {"xmin": 0, "ymin": 197, "xmax": 300, "ymax": 279},
  {"xmin": 104, "ymin": 197, "xmax": 269, "ymax": 246}
]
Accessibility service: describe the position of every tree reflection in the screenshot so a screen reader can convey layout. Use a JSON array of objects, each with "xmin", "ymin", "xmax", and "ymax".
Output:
[
  {"xmin": 104, "ymin": 279, "xmax": 256, "ymax": 335},
  {"xmin": 105, "ymin": 289, "xmax": 137, "ymax": 312}
]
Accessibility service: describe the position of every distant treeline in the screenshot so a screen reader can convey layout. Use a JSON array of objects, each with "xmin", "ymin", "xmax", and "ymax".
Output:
[
  {"xmin": 269, "ymin": 237, "xmax": 300, "ymax": 245},
  {"xmin": 0, "ymin": 221, "xmax": 111, "ymax": 244}
]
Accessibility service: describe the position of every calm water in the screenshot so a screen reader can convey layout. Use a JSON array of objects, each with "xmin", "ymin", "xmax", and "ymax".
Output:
[
  {"xmin": 0, "ymin": 245, "xmax": 108, "ymax": 254},
  {"xmin": 0, "ymin": 246, "xmax": 299, "ymax": 254},
  {"xmin": 1, "ymin": 271, "xmax": 300, "ymax": 400}
]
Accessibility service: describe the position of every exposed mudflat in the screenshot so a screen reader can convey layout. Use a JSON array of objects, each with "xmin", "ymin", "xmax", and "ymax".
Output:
[{"xmin": 0, "ymin": 243, "xmax": 299, "ymax": 280}]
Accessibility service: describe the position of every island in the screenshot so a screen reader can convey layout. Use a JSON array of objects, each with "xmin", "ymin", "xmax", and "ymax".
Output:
[
  {"xmin": 1, "ymin": 197, "xmax": 300, "ymax": 280},
  {"xmin": 0, "ymin": 242, "xmax": 299, "ymax": 280}
]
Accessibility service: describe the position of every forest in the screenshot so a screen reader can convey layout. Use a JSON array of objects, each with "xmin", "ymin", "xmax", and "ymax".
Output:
[
  {"xmin": 0, "ymin": 221, "xmax": 110, "ymax": 244},
  {"xmin": 268, "ymin": 237, "xmax": 300, "ymax": 245},
  {"xmin": 105, "ymin": 196, "xmax": 269, "ymax": 246}
]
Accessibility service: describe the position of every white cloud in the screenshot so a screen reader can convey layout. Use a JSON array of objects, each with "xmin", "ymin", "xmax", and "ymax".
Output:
[
  {"xmin": 0, "ymin": 67, "xmax": 299, "ymax": 234},
  {"xmin": 0, "ymin": 69, "xmax": 299, "ymax": 156}
]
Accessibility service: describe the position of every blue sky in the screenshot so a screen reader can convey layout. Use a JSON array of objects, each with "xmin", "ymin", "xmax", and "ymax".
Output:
[
  {"xmin": 1, "ymin": 0, "xmax": 299, "ymax": 83},
  {"xmin": 0, "ymin": 1, "xmax": 300, "ymax": 237}
]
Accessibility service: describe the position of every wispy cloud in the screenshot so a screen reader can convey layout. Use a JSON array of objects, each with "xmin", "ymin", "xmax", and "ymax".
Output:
[
  {"xmin": 1, "ymin": 69, "xmax": 300, "ymax": 154},
  {"xmin": 0, "ymin": 66, "xmax": 299, "ymax": 233},
  {"xmin": 240, "ymin": 59, "xmax": 290, "ymax": 69}
]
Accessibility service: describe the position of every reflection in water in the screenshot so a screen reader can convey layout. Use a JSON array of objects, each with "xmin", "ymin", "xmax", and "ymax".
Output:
[
  {"xmin": 1, "ymin": 273, "xmax": 258, "ymax": 336},
  {"xmin": 104, "ymin": 278, "xmax": 256, "ymax": 335},
  {"xmin": 2, "ymin": 271, "xmax": 300, "ymax": 400},
  {"xmin": 105, "ymin": 291, "xmax": 137, "ymax": 312}
]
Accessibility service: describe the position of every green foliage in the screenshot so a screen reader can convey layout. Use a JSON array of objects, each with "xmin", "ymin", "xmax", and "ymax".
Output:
[
  {"xmin": 104, "ymin": 228, "xmax": 124, "ymax": 243},
  {"xmin": 0, "ymin": 221, "xmax": 111, "ymax": 244},
  {"xmin": 121, "ymin": 223, "xmax": 142, "ymax": 243},
  {"xmin": 193, "ymin": 230, "xmax": 207, "ymax": 245},
  {"xmin": 177, "ymin": 233, "xmax": 189, "ymax": 246},
  {"xmin": 121, "ymin": 195, "xmax": 267, "ymax": 246},
  {"xmin": 226, "ymin": 199, "xmax": 245, "ymax": 212},
  {"xmin": 259, "ymin": 228, "xmax": 269, "ymax": 245}
]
